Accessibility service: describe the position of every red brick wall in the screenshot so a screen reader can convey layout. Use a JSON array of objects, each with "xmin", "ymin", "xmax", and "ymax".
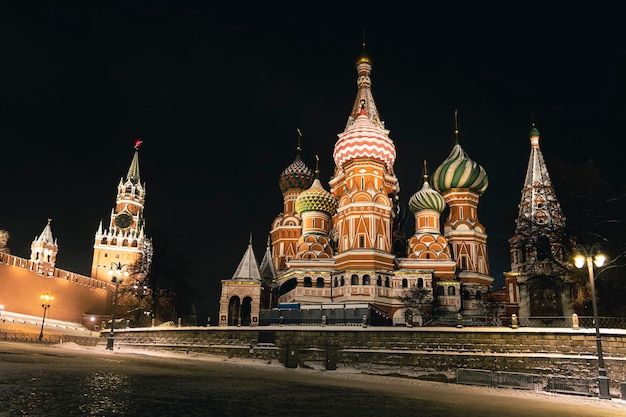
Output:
[{"xmin": 0, "ymin": 262, "xmax": 110, "ymax": 324}]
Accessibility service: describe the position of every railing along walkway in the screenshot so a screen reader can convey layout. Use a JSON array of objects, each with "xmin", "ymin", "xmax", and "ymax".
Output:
[{"xmin": 457, "ymin": 369, "xmax": 594, "ymax": 396}]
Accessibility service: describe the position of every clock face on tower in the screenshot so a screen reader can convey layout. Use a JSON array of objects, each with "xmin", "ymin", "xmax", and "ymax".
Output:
[{"xmin": 114, "ymin": 212, "xmax": 133, "ymax": 229}]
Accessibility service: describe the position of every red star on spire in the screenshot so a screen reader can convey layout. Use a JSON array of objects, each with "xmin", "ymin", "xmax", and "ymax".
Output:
[{"xmin": 134, "ymin": 139, "xmax": 143, "ymax": 149}]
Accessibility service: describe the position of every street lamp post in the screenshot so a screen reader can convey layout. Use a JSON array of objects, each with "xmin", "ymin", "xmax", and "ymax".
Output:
[
  {"xmin": 574, "ymin": 244, "xmax": 611, "ymax": 400},
  {"xmin": 39, "ymin": 293, "xmax": 54, "ymax": 342},
  {"xmin": 106, "ymin": 262, "xmax": 128, "ymax": 350}
]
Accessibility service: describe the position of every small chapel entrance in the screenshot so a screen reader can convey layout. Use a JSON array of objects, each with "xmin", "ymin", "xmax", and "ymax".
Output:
[{"xmin": 227, "ymin": 296, "xmax": 253, "ymax": 326}]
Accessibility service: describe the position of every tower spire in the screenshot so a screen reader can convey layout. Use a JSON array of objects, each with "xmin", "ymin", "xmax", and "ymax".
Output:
[
  {"xmin": 346, "ymin": 39, "xmax": 383, "ymax": 130},
  {"xmin": 362, "ymin": 28, "xmax": 366, "ymax": 54},
  {"xmin": 127, "ymin": 139, "xmax": 142, "ymax": 184},
  {"xmin": 454, "ymin": 109, "xmax": 460, "ymax": 145},
  {"xmin": 296, "ymin": 128, "xmax": 302, "ymax": 152},
  {"xmin": 314, "ymin": 154, "xmax": 320, "ymax": 178}
]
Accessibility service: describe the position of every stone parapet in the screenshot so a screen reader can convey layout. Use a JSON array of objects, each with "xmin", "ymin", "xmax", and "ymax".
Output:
[{"xmin": 105, "ymin": 326, "xmax": 626, "ymax": 396}]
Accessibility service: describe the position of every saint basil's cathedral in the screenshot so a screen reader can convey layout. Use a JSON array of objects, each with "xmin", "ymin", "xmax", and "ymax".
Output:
[{"xmin": 218, "ymin": 47, "xmax": 573, "ymax": 327}]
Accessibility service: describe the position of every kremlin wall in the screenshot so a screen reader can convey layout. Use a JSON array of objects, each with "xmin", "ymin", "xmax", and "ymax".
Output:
[
  {"xmin": 0, "ymin": 252, "xmax": 112, "ymax": 326},
  {"xmin": 0, "ymin": 143, "xmax": 145, "ymax": 328}
]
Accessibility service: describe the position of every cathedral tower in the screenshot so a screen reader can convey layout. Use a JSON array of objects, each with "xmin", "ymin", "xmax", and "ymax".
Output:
[
  {"xmin": 432, "ymin": 111, "xmax": 492, "ymax": 314},
  {"xmin": 270, "ymin": 130, "xmax": 314, "ymax": 272},
  {"xmin": 329, "ymin": 49, "xmax": 399, "ymax": 272},
  {"xmin": 505, "ymin": 124, "xmax": 572, "ymax": 318}
]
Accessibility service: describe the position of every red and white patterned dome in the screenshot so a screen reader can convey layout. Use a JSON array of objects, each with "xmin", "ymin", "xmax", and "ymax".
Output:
[{"xmin": 333, "ymin": 103, "xmax": 396, "ymax": 170}]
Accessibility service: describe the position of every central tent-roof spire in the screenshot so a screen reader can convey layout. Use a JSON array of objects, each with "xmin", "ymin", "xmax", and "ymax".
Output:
[{"xmin": 345, "ymin": 37, "xmax": 384, "ymax": 131}]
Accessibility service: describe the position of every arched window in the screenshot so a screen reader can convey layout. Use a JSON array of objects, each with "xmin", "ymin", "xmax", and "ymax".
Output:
[
  {"xmin": 377, "ymin": 275, "xmax": 382, "ymax": 286},
  {"xmin": 334, "ymin": 277, "xmax": 338, "ymax": 287},
  {"xmin": 278, "ymin": 278, "xmax": 297, "ymax": 296},
  {"xmin": 316, "ymin": 277, "xmax": 324, "ymax": 288},
  {"xmin": 401, "ymin": 278, "xmax": 408, "ymax": 288},
  {"xmin": 475, "ymin": 290, "xmax": 482, "ymax": 300},
  {"xmin": 417, "ymin": 278, "xmax": 424, "ymax": 288},
  {"xmin": 448, "ymin": 286, "xmax": 455, "ymax": 296},
  {"xmin": 362, "ymin": 275, "xmax": 370, "ymax": 285},
  {"xmin": 340, "ymin": 275, "xmax": 345, "ymax": 286},
  {"xmin": 351, "ymin": 274, "xmax": 359, "ymax": 285},
  {"xmin": 304, "ymin": 277, "xmax": 312, "ymax": 287},
  {"xmin": 385, "ymin": 277, "xmax": 390, "ymax": 288}
]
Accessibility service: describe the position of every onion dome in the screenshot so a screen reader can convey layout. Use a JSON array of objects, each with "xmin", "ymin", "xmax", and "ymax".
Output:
[
  {"xmin": 408, "ymin": 178, "xmax": 445, "ymax": 213},
  {"xmin": 432, "ymin": 140, "xmax": 488, "ymax": 194},
  {"xmin": 279, "ymin": 154, "xmax": 313, "ymax": 193},
  {"xmin": 530, "ymin": 126, "xmax": 540, "ymax": 137},
  {"xmin": 295, "ymin": 178, "xmax": 337, "ymax": 216},
  {"xmin": 529, "ymin": 125, "xmax": 541, "ymax": 148},
  {"xmin": 334, "ymin": 101, "xmax": 396, "ymax": 170},
  {"xmin": 356, "ymin": 49, "xmax": 371, "ymax": 65}
]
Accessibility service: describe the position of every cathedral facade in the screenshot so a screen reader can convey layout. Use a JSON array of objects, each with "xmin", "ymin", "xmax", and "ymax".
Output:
[{"xmin": 219, "ymin": 50, "xmax": 496, "ymax": 326}]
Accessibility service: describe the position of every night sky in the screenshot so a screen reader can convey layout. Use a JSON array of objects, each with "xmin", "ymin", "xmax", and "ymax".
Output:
[{"xmin": 1, "ymin": 3, "xmax": 624, "ymax": 323}]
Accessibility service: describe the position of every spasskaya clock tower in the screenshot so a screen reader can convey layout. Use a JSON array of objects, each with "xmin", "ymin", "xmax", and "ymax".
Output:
[{"xmin": 91, "ymin": 140, "xmax": 147, "ymax": 282}]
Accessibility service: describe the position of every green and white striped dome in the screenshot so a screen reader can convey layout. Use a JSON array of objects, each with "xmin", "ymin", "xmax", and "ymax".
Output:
[
  {"xmin": 408, "ymin": 179, "xmax": 445, "ymax": 213},
  {"xmin": 432, "ymin": 140, "xmax": 488, "ymax": 194}
]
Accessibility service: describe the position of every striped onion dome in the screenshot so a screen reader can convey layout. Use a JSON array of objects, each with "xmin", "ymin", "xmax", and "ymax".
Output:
[
  {"xmin": 279, "ymin": 154, "xmax": 314, "ymax": 193},
  {"xmin": 408, "ymin": 179, "xmax": 445, "ymax": 213},
  {"xmin": 333, "ymin": 103, "xmax": 396, "ymax": 170},
  {"xmin": 432, "ymin": 140, "xmax": 488, "ymax": 194},
  {"xmin": 295, "ymin": 178, "xmax": 338, "ymax": 216}
]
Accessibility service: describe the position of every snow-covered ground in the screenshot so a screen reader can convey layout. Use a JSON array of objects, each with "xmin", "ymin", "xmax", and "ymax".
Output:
[
  {"xmin": 50, "ymin": 341, "xmax": 626, "ymax": 412},
  {"xmin": 3, "ymin": 312, "xmax": 626, "ymax": 415}
]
